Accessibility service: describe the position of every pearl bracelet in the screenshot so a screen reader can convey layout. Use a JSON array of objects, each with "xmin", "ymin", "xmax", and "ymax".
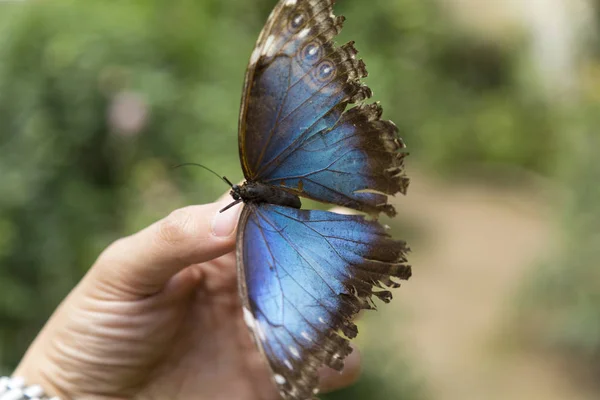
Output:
[{"xmin": 0, "ymin": 376, "xmax": 61, "ymax": 400}]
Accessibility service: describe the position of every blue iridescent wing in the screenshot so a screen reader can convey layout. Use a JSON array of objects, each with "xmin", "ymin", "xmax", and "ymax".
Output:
[
  {"xmin": 237, "ymin": 204, "xmax": 410, "ymax": 399},
  {"xmin": 238, "ymin": 0, "xmax": 408, "ymax": 217}
]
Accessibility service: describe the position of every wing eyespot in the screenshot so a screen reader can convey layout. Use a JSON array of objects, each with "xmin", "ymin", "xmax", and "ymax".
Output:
[
  {"xmin": 288, "ymin": 11, "xmax": 308, "ymax": 31},
  {"xmin": 314, "ymin": 59, "xmax": 336, "ymax": 83},
  {"xmin": 301, "ymin": 41, "xmax": 322, "ymax": 64}
]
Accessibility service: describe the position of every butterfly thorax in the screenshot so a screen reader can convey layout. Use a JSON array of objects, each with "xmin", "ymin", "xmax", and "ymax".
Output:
[{"xmin": 231, "ymin": 181, "xmax": 301, "ymax": 209}]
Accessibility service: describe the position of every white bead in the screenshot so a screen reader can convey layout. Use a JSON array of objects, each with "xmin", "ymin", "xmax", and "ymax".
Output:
[
  {"xmin": 24, "ymin": 384, "xmax": 44, "ymax": 397},
  {"xmin": 8, "ymin": 376, "xmax": 25, "ymax": 389},
  {"xmin": 1, "ymin": 388, "xmax": 24, "ymax": 400},
  {"xmin": 0, "ymin": 377, "xmax": 10, "ymax": 394},
  {"xmin": 0, "ymin": 377, "xmax": 58, "ymax": 400},
  {"xmin": 8, "ymin": 377, "xmax": 24, "ymax": 389}
]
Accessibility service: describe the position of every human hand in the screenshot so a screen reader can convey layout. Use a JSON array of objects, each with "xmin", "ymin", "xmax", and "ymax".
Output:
[{"xmin": 14, "ymin": 194, "xmax": 360, "ymax": 399}]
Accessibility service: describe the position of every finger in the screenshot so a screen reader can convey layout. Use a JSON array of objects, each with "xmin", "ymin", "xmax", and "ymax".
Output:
[
  {"xmin": 318, "ymin": 346, "xmax": 362, "ymax": 393},
  {"xmin": 93, "ymin": 193, "xmax": 243, "ymax": 295},
  {"xmin": 160, "ymin": 265, "xmax": 204, "ymax": 301}
]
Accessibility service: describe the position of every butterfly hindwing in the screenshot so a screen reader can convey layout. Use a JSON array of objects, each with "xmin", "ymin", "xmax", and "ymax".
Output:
[
  {"xmin": 238, "ymin": 0, "xmax": 408, "ymax": 216},
  {"xmin": 237, "ymin": 204, "xmax": 411, "ymax": 399}
]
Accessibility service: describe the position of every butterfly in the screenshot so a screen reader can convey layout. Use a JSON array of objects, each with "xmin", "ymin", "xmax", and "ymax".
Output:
[{"xmin": 227, "ymin": 0, "xmax": 411, "ymax": 398}]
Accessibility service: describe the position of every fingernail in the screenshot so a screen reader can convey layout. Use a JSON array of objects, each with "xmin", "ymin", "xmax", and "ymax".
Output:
[{"xmin": 211, "ymin": 202, "xmax": 242, "ymax": 237}]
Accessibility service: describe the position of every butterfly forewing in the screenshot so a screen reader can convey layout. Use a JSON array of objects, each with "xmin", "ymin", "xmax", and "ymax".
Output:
[
  {"xmin": 238, "ymin": 0, "xmax": 408, "ymax": 217},
  {"xmin": 239, "ymin": 0, "xmax": 345, "ymax": 177}
]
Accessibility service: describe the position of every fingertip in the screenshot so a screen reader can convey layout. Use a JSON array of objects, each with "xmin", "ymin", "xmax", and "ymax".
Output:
[
  {"xmin": 93, "ymin": 197, "xmax": 240, "ymax": 296},
  {"xmin": 211, "ymin": 201, "xmax": 243, "ymax": 237},
  {"xmin": 151, "ymin": 199, "xmax": 238, "ymax": 262}
]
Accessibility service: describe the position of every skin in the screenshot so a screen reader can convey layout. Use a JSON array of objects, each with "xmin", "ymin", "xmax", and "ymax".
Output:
[{"xmin": 13, "ymin": 194, "xmax": 361, "ymax": 399}]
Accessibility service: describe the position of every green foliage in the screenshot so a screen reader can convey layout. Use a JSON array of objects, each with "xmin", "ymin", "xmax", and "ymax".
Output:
[
  {"xmin": 515, "ymin": 0, "xmax": 600, "ymax": 367},
  {"xmin": 337, "ymin": 0, "xmax": 559, "ymax": 175},
  {"xmin": 321, "ymin": 328, "xmax": 427, "ymax": 400},
  {"xmin": 0, "ymin": 0, "xmax": 250, "ymax": 367},
  {"xmin": 521, "ymin": 100, "xmax": 600, "ymax": 368}
]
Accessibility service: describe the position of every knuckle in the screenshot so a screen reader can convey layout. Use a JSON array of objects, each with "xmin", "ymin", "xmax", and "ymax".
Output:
[
  {"xmin": 158, "ymin": 208, "xmax": 195, "ymax": 246},
  {"xmin": 105, "ymin": 237, "xmax": 127, "ymax": 254},
  {"xmin": 97, "ymin": 237, "xmax": 127, "ymax": 263}
]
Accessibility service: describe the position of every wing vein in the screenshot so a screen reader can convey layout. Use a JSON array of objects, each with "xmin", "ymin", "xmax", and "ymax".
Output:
[
  {"xmin": 255, "ymin": 207, "xmax": 342, "ymax": 300},
  {"xmin": 253, "ymin": 75, "xmax": 349, "ymax": 178}
]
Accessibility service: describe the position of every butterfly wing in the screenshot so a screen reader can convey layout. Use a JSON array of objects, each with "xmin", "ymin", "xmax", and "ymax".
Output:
[
  {"xmin": 237, "ymin": 204, "xmax": 410, "ymax": 399},
  {"xmin": 238, "ymin": 0, "xmax": 408, "ymax": 217}
]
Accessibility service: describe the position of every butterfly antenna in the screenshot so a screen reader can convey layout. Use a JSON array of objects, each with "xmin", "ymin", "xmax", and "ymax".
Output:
[
  {"xmin": 172, "ymin": 163, "xmax": 234, "ymax": 188},
  {"xmin": 219, "ymin": 199, "xmax": 242, "ymax": 213}
]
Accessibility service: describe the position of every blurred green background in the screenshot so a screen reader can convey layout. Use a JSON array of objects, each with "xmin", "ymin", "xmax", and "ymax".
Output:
[{"xmin": 0, "ymin": 0, "xmax": 599, "ymax": 399}]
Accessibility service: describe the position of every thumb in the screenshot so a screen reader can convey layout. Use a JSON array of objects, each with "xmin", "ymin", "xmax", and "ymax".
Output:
[{"xmin": 91, "ymin": 195, "xmax": 242, "ymax": 296}]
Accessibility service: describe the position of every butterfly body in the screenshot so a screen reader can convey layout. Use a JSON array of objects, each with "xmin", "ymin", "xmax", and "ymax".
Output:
[
  {"xmin": 231, "ymin": 181, "xmax": 302, "ymax": 209},
  {"xmin": 232, "ymin": 1, "xmax": 411, "ymax": 399}
]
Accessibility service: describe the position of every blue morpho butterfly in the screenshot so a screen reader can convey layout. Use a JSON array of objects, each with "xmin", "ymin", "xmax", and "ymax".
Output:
[{"xmin": 217, "ymin": 0, "xmax": 411, "ymax": 398}]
